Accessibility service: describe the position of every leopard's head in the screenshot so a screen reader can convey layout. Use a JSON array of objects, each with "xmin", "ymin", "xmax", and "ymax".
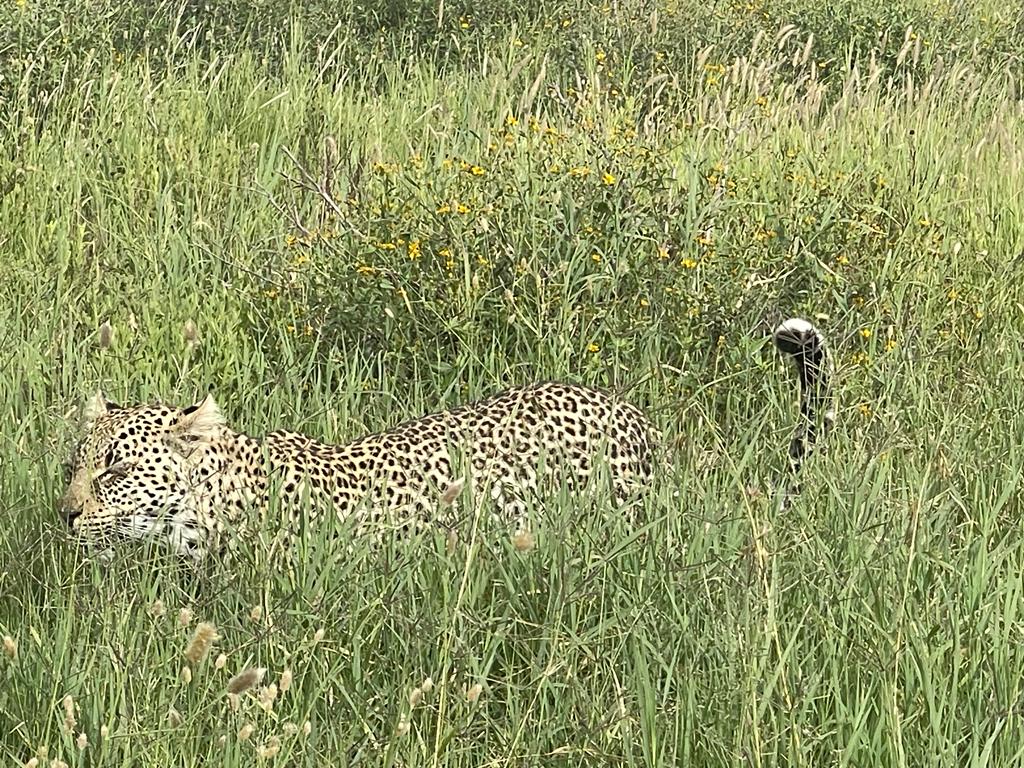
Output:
[{"xmin": 60, "ymin": 392, "xmax": 226, "ymax": 559}]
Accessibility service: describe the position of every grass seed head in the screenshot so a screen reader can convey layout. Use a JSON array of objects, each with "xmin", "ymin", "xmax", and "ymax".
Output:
[
  {"xmin": 184, "ymin": 621, "xmax": 219, "ymax": 664},
  {"xmin": 227, "ymin": 693, "xmax": 241, "ymax": 712},
  {"xmin": 183, "ymin": 319, "xmax": 199, "ymax": 345},
  {"xmin": 419, "ymin": 677, "xmax": 434, "ymax": 693},
  {"xmin": 2, "ymin": 635, "xmax": 15, "ymax": 660},
  {"xmin": 282, "ymin": 722, "xmax": 298, "ymax": 736},
  {"xmin": 465, "ymin": 683, "xmax": 483, "ymax": 703},
  {"xmin": 23, "ymin": 759, "xmax": 38, "ymax": 768},
  {"xmin": 258, "ymin": 736, "xmax": 281, "ymax": 758},
  {"xmin": 215, "ymin": 653, "xmax": 227, "ymax": 671},
  {"xmin": 178, "ymin": 607, "xmax": 193, "ymax": 627},
  {"xmin": 167, "ymin": 708, "xmax": 183, "ymax": 727},
  {"xmin": 302, "ymin": 720, "xmax": 312, "ymax": 737},
  {"xmin": 278, "ymin": 668, "xmax": 293, "ymax": 694},
  {"xmin": 237, "ymin": 724, "xmax": 254, "ymax": 742},
  {"xmin": 249, "ymin": 605, "xmax": 263, "ymax": 623},
  {"xmin": 148, "ymin": 599, "xmax": 166, "ymax": 619},
  {"xmin": 52, "ymin": 761, "xmax": 68, "ymax": 768},
  {"xmin": 259, "ymin": 683, "xmax": 278, "ymax": 712},
  {"xmin": 512, "ymin": 529, "xmax": 536, "ymax": 552},
  {"xmin": 98, "ymin": 320, "xmax": 113, "ymax": 350},
  {"xmin": 62, "ymin": 695, "xmax": 76, "ymax": 731},
  {"xmin": 395, "ymin": 717, "xmax": 410, "ymax": 737},
  {"xmin": 408, "ymin": 687, "xmax": 423, "ymax": 708},
  {"xmin": 312, "ymin": 627, "xmax": 325, "ymax": 643},
  {"xmin": 76, "ymin": 732, "xmax": 88, "ymax": 750},
  {"xmin": 227, "ymin": 667, "xmax": 267, "ymax": 695},
  {"xmin": 99, "ymin": 725, "xmax": 109, "ymax": 739},
  {"xmin": 180, "ymin": 665, "xmax": 193, "ymax": 685},
  {"xmin": 441, "ymin": 477, "xmax": 465, "ymax": 506}
]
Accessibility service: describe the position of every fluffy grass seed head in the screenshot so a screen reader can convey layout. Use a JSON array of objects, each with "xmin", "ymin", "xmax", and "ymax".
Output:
[
  {"xmin": 148, "ymin": 599, "xmax": 166, "ymax": 619},
  {"xmin": 259, "ymin": 683, "xmax": 278, "ymax": 712},
  {"xmin": 312, "ymin": 627, "xmax": 325, "ymax": 644},
  {"xmin": 237, "ymin": 724, "xmax": 254, "ymax": 742},
  {"xmin": 180, "ymin": 665, "xmax": 193, "ymax": 685},
  {"xmin": 466, "ymin": 683, "xmax": 483, "ymax": 703},
  {"xmin": 409, "ymin": 687, "xmax": 423, "ymax": 708},
  {"xmin": 167, "ymin": 708, "xmax": 183, "ymax": 727},
  {"xmin": 178, "ymin": 607, "xmax": 192, "ymax": 628},
  {"xmin": 51, "ymin": 761, "xmax": 68, "ymax": 768},
  {"xmin": 76, "ymin": 732, "xmax": 88, "ymax": 750},
  {"xmin": 227, "ymin": 667, "xmax": 267, "ymax": 695},
  {"xmin": 441, "ymin": 477, "xmax": 465, "ymax": 506},
  {"xmin": 62, "ymin": 695, "xmax": 76, "ymax": 731},
  {"xmin": 98, "ymin": 320, "xmax": 114, "ymax": 350},
  {"xmin": 99, "ymin": 725, "xmax": 108, "ymax": 739},
  {"xmin": 184, "ymin": 622, "xmax": 219, "ymax": 664},
  {"xmin": 258, "ymin": 736, "xmax": 281, "ymax": 759},
  {"xmin": 395, "ymin": 717, "xmax": 411, "ymax": 737},
  {"xmin": 420, "ymin": 677, "xmax": 434, "ymax": 693},
  {"xmin": 279, "ymin": 668, "xmax": 293, "ymax": 694},
  {"xmin": 302, "ymin": 720, "xmax": 312, "ymax": 737},
  {"xmin": 183, "ymin": 319, "xmax": 199, "ymax": 347},
  {"xmin": 215, "ymin": 653, "xmax": 227, "ymax": 670},
  {"xmin": 2, "ymin": 635, "xmax": 15, "ymax": 660},
  {"xmin": 512, "ymin": 530, "xmax": 536, "ymax": 552}
]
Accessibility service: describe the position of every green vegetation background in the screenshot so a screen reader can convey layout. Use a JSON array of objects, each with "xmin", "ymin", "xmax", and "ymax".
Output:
[{"xmin": 1, "ymin": 0, "xmax": 1023, "ymax": 765}]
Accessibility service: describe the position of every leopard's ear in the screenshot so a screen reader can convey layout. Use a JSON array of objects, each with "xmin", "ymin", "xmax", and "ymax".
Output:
[
  {"xmin": 176, "ymin": 394, "xmax": 225, "ymax": 438},
  {"xmin": 81, "ymin": 390, "xmax": 110, "ymax": 427}
]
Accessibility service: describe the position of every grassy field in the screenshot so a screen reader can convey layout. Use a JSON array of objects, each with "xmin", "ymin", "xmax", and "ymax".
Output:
[{"xmin": 2, "ymin": 0, "xmax": 1024, "ymax": 765}]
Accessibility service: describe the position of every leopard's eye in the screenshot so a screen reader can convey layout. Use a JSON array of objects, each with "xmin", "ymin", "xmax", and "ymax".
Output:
[{"xmin": 103, "ymin": 447, "xmax": 116, "ymax": 469}]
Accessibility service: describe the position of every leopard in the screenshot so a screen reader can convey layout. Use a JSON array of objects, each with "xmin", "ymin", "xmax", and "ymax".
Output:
[{"xmin": 58, "ymin": 318, "xmax": 833, "ymax": 560}]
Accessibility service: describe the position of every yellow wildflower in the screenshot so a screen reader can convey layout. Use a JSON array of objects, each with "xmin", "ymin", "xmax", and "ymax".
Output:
[
  {"xmin": 601, "ymin": 172, "xmax": 616, "ymax": 186},
  {"xmin": 408, "ymin": 240, "xmax": 421, "ymax": 260},
  {"xmin": 587, "ymin": 343, "xmax": 599, "ymax": 353}
]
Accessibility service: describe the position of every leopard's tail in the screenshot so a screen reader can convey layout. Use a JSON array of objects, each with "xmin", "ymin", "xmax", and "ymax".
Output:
[{"xmin": 772, "ymin": 318, "xmax": 835, "ymax": 476}]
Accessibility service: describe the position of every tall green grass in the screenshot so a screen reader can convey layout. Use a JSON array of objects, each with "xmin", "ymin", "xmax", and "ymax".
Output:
[{"xmin": 1, "ymin": 1, "xmax": 1023, "ymax": 765}]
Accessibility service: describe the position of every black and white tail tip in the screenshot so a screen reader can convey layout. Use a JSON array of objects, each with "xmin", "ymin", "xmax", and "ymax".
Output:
[{"xmin": 772, "ymin": 318, "xmax": 835, "ymax": 475}]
